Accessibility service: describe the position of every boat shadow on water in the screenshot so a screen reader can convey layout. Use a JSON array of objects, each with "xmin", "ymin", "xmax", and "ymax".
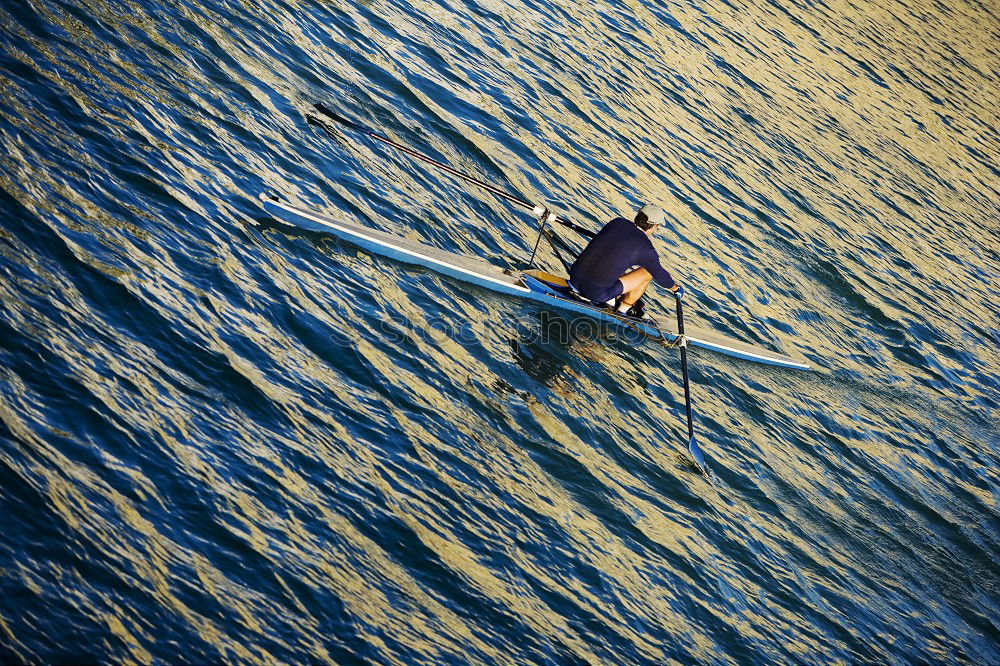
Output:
[{"xmin": 508, "ymin": 309, "xmax": 652, "ymax": 387}]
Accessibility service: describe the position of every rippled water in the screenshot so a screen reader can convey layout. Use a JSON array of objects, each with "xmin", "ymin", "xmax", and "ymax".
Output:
[{"xmin": 1, "ymin": 0, "xmax": 998, "ymax": 662}]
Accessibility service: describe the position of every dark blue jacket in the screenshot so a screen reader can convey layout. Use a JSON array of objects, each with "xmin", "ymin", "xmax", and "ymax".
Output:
[{"xmin": 569, "ymin": 217, "xmax": 675, "ymax": 294}]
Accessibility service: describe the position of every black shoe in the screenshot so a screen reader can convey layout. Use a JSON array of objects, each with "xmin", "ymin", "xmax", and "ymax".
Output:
[
  {"xmin": 625, "ymin": 301, "xmax": 650, "ymax": 320},
  {"xmin": 615, "ymin": 296, "xmax": 644, "ymax": 311}
]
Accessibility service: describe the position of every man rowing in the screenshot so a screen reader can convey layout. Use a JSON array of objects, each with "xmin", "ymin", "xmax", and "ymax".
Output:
[{"xmin": 568, "ymin": 204, "xmax": 684, "ymax": 319}]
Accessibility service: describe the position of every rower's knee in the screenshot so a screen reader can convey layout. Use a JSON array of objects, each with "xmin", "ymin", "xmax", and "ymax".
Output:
[
  {"xmin": 619, "ymin": 267, "xmax": 652, "ymax": 293},
  {"xmin": 624, "ymin": 267, "xmax": 652, "ymax": 284}
]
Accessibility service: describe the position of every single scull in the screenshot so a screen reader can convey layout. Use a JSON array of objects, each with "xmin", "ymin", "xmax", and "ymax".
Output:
[{"xmin": 260, "ymin": 192, "xmax": 809, "ymax": 371}]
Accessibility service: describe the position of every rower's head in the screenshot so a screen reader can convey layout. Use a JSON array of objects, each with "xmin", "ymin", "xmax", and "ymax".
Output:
[{"xmin": 634, "ymin": 204, "xmax": 666, "ymax": 235}]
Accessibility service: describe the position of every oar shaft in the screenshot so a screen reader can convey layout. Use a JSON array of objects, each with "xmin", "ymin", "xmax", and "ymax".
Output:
[
  {"xmin": 312, "ymin": 104, "xmax": 595, "ymax": 239},
  {"xmin": 676, "ymin": 297, "xmax": 699, "ymax": 454},
  {"xmin": 676, "ymin": 300, "xmax": 694, "ymax": 438}
]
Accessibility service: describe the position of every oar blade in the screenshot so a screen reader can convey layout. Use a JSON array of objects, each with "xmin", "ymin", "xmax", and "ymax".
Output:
[
  {"xmin": 313, "ymin": 103, "xmax": 362, "ymax": 131},
  {"xmin": 688, "ymin": 435, "xmax": 707, "ymax": 473}
]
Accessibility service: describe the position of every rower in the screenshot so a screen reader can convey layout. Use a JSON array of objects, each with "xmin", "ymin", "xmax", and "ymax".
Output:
[{"xmin": 568, "ymin": 204, "xmax": 683, "ymax": 319}]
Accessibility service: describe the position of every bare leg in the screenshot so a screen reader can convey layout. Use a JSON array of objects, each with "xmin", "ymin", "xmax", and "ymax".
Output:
[{"xmin": 617, "ymin": 267, "xmax": 652, "ymax": 308}]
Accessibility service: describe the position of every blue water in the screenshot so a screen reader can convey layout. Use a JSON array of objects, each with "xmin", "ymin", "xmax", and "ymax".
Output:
[{"xmin": 1, "ymin": 0, "xmax": 998, "ymax": 662}]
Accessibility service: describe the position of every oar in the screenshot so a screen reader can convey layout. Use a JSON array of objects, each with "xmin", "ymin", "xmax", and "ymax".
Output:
[
  {"xmin": 310, "ymin": 103, "xmax": 596, "ymax": 239},
  {"xmin": 675, "ymin": 294, "xmax": 707, "ymax": 473}
]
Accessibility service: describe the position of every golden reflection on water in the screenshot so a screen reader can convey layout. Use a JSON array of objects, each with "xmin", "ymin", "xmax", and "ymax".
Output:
[{"xmin": 1, "ymin": 0, "xmax": 997, "ymax": 659}]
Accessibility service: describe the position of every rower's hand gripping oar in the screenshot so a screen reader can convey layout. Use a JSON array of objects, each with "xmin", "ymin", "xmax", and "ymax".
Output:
[
  {"xmin": 674, "ymin": 292, "xmax": 708, "ymax": 473},
  {"xmin": 310, "ymin": 103, "xmax": 596, "ymax": 239}
]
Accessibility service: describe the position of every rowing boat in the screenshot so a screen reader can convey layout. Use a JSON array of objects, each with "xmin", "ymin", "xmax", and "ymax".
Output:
[
  {"xmin": 260, "ymin": 193, "xmax": 810, "ymax": 371},
  {"xmin": 281, "ymin": 103, "xmax": 815, "ymax": 469}
]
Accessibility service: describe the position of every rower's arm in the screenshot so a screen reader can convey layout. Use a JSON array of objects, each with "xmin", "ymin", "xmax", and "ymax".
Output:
[{"xmin": 643, "ymin": 252, "xmax": 677, "ymax": 290}]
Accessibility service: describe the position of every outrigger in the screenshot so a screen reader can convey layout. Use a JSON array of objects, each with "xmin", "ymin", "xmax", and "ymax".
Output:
[{"xmin": 259, "ymin": 103, "xmax": 812, "ymax": 472}]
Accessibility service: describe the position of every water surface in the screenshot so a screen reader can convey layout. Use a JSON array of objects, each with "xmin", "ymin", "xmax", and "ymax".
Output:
[{"xmin": 1, "ymin": 0, "xmax": 998, "ymax": 662}]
